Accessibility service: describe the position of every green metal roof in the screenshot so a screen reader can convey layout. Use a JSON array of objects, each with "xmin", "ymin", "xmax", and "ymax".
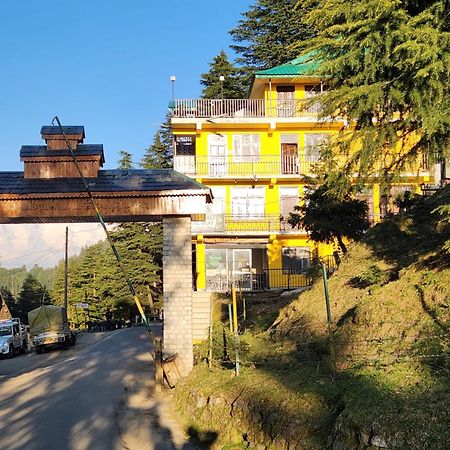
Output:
[{"xmin": 255, "ymin": 52, "xmax": 322, "ymax": 78}]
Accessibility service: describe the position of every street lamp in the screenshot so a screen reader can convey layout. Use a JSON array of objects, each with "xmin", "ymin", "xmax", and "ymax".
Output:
[
  {"xmin": 170, "ymin": 75, "xmax": 176, "ymax": 103},
  {"xmin": 219, "ymin": 75, "xmax": 225, "ymax": 100}
]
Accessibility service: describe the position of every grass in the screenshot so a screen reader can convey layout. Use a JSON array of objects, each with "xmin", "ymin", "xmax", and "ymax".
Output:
[{"xmin": 173, "ymin": 186, "xmax": 450, "ymax": 449}]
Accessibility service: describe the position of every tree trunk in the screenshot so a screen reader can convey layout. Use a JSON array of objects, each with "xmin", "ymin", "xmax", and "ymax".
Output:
[{"xmin": 336, "ymin": 234, "xmax": 347, "ymax": 254}]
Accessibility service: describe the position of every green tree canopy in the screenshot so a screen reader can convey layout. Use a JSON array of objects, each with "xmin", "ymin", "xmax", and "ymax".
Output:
[
  {"xmin": 299, "ymin": 0, "xmax": 450, "ymax": 188},
  {"xmin": 141, "ymin": 131, "xmax": 172, "ymax": 169},
  {"xmin": 288, "ymin": 185, "xmax": 370, "ymax": 254},
  {"xmin": 200, "ymin": 50, "xmax": 246, "ymax": 99},
  {"xmin": 51, "ymin": 223, "xmax": 163, "ymax": 327},
  {"xmin": 230, "ymin": 0, "xmax": 315, "ymax": 74},
  {"xmin": 118, "ymin": 150, "xmax": 134, "ymax": 169},
  {"xmin": 16, "ymin": 274, "xmax": 52, "ymax": 323}
]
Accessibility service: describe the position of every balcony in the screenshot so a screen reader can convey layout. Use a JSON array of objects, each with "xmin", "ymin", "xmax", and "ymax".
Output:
[
  {"xmin": 170, "ymin": 98, "xmax": 322, "ymax": 119},
  {"xmin": 191, "ymin": 213, "xmax": 299, "ymax": 234},
  {"xmin": 174, "ymin": 154, "xmax": 319, "ymax": 178}
]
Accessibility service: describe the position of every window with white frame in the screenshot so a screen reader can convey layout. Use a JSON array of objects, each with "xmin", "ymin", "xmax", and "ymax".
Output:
[
  {"xmin": 231, "ymin": 187, "xmax": 265, "ymax": 219},
  {"xmin": 304, "ymin": 133, "xmax": 330, "ymax": 161},
  {"xmin": 232, "ymin": 134, "xmax": 260, "ymax": 162},
  {"xmin": 282, "ymin": 247, "xmax": 311, "ymax": 273}
]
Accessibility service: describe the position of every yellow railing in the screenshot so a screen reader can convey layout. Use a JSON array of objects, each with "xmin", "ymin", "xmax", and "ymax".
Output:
[{"xmin": 174, "ymin": 154, "xmax": 320, "ymax": 177}]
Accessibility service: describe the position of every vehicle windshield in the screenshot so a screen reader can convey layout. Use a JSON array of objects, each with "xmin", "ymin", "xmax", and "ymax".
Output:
[{"xmin": 0, "ymin": 326, "xmax": 12, "ymax": 337}]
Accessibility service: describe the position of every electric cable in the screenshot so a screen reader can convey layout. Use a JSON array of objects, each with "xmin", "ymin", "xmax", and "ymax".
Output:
[{"xmin": 51, "ymin": 117, "xmax": 154, "ymax": 345}]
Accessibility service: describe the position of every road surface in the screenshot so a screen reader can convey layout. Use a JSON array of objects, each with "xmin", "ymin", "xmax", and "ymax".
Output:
[{"xmin": 0, "ymin": 326, "xmax": 197, "ymax": 450}]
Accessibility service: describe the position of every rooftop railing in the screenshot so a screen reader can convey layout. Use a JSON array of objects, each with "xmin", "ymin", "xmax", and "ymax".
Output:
[
  {"xmin": 170, "ymin": 98, "xmax": 322, "ymax": 119},
  {"xmin": 191, "ymin": 213, "xmax": 300, "ymax": 234},
  {"xmin": 174, "ymin": 153, "xmax": 320, "ymax": 177}
]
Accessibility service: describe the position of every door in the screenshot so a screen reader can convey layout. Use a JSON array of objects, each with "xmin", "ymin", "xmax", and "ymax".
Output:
[
  {"xmin": 233, "ymin": 249, "xmax": 252, "ymax": 290},
  {"xmin": 280, "ymin": 187, "xmax": 299, "ymax": 231},
  {"xmin": 276, "ymin": 86, "xmax": 295, "ymax": 117},
  {"xmin": 280, "ymin": 134, "xmax": 299, "ymax": 174},
  {"xmin": 208, "ymin": 134, "xmax": 227, "ymax": 176}
]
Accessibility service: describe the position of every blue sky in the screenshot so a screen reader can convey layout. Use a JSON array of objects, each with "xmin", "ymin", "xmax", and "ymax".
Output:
[
  {"xmin": 0, "ymin": 0, "xmax": 251, "ymax": 268},
  {"xmin": 0, "ymin": 0, "xmax": 251, "ymax": 171}
]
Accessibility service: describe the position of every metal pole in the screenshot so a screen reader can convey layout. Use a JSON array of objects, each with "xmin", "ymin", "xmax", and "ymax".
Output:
[
  {"xmin": 231, "ymin": 287, "xmax": 240, "ymax": 376},
  {"xmin": 51, "ymin": 117, "xmax": 154, "ymax": 342},
  {"xmin": 64, "ymin": 226, "xmax": 68, "ymax": 311},
  {"xmin": 208, "ymin": 298, "xmax": 214, "ymax": 369},
  {"xmin": 232, "ymin": 287, "xmax": 238, "ymax": 333},
  {"xmin": 321, "ymin": 263, "xmax": 337, "ymax": 377}
]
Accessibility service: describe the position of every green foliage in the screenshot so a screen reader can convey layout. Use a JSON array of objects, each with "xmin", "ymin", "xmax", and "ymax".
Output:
[
  {"xmin": 141, "ymin": 130, "xmax": 172, "ymax": 169},
  {"xmin": 288, "ymin": 185, "xmax": 370, "ymax": 253},
  {"xmin": 230, "ymin": 0, "xmax": 315, "ymax": 74},
  {"xmin": 200, "ymin": 50, "xmax": 245, "ymax": 99},
  {"xmin": 117, "ymin": 150, "xmax": 134, "ymax": 169},
  {"xmin": 349, "ymin": 264, "xmax": 391, "ymax": 288},
  {"xmin": 16, "ymin": 274, "xmax": 52, "ymax": 323},
  {"xmin": 298, "ymin": 0, "xmax": 450, "ymax": 187},
  {"xmin": 394, "ymin": 190, "xmax": 422, "ymax": 212},
  {"xmin": 51, "ymin": 223, "xmax": 163, "ymax": 327}
]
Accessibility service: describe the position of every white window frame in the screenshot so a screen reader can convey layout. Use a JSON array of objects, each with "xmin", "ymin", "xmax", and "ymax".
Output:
[
  {"xmin": 231, "ymin": 187, "xmax": 265, "ymax": 219},
  {"xmin": 232, "ymin": 134, "xmax": 260, "ymax": 162}
]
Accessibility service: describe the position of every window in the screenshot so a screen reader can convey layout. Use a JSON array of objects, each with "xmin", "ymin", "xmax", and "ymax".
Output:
[
  {"xmin": 276, "ymin": 85, "xmax": 296, "ymax": 117},
  {"xmin": 232, "ymin": 134, "xmax": 260, "ymax": 162},
  {"xmin": 304, "ymin": 84, "xmax": 327, "ymax": 114},
  {"xmin": 174, "ymin": 135, "xmax": 196, "ymax": 174},
  {"xmin": 282, "ymin": 247, "xmax": 310, "ymax": 273},
  {"xmin": 205, "ymin": 249, "xmax": 228, "ymax": 272},
  {"xmin": 174, "ymin": 135, "xmax": 195, "ymax": 156},
  {"xmin": 304, "ymin": 133, "xmax": 329, "ymax": 161},
  {"xmin": 231, "ymin": 187, "xmax": 264, "ymax": 219}
]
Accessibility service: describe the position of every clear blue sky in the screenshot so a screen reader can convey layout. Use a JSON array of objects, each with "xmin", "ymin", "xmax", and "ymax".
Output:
[{"xmin": 0, "ymin": 0, "xmax": 251, "ymax": 171}]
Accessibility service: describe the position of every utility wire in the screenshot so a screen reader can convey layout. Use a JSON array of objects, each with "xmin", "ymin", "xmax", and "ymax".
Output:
[{"xmin": 51, "ymin": 116, "xmax": 154, "ymax": 343}]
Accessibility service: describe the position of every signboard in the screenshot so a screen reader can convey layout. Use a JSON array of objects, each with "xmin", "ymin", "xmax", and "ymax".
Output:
[{"xmin": 74, "ymin": 303, "xmax": 89, "ymax": 310}]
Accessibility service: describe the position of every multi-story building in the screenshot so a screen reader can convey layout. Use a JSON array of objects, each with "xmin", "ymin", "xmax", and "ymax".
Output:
[{"xmin": 170, "ymin": 55, "xmax": 436, "ymax": 292}]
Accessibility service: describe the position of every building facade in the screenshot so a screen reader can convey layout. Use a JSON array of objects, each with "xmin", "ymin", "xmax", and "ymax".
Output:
[{"xmin": 170, "ymin": 56, "xmax": 435, "ymax": 292}]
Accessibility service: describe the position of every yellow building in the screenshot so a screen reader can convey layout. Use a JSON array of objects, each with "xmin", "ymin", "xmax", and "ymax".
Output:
[{"xmin": 170, "ymin": 56, "xmax": 435, "ymax": 292}]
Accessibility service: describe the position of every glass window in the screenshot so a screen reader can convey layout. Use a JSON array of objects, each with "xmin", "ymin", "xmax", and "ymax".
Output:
[
  {"xmin": 231, "ymin": 187, "xmax": 265, "ymax": 219},
  {"xmin": 282, "ymin": 247, "xmax": 310, "ymax": 273},
  {"xmin": 232, "ymin": 134, "xmax": 260, "ymax": 162},
  {"xmin": 304, "ymin": 133, "xmax": 330, "ymax": 160},
  {"xmin": 205, "ymin": 249, "xmax": 227, "ymax": 272}
]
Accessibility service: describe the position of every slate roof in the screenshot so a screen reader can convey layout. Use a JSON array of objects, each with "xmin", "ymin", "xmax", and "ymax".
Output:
[
  {"xmin": 20, "ymin": 144, "xmax": 105, "ymax": 163},
  {"xmin": 0, "ymin": 169, "xmax": 211, "ymax": 198},
  {"xmin": 41, "ymin": 126, "xmax": 85, "ymax": 137},
  {"xmin": 255, "ymin": 52, "xmax": 322, "ymax": 78}
]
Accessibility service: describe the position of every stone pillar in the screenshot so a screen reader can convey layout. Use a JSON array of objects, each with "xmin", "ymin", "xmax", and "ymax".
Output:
[{"xmin": 162, "ymin": 216, "xmax": 193, "ymax": 376}]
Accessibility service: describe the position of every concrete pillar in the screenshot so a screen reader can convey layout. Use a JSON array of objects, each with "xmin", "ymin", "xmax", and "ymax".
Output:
[{"xmin": 162, "ymin": 216, "xmax": 193, "ymax": 376}]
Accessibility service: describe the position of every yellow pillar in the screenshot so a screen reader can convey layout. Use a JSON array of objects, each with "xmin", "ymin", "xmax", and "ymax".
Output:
[
  {"xmin": 196, "ymin": 235, "xmax": 206, "ymax": 290},
  {"xmin": 373, "ymin": 184, "xmax": 381, "ymax": 223}
]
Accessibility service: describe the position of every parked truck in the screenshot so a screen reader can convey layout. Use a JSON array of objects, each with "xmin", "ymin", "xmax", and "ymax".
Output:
[
  {"xmin": 0, "ymin": 318, "xmax": 28, "ymax": 357},
  {"xmin": 28, "ymin": 305, "xmax": 76, "ymax": 353}
]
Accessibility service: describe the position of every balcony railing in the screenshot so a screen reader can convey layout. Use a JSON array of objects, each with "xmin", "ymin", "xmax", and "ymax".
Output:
[
  {"xmin": 191, "ymin": 213, "xmax": 299, "ymax": 234},
  {"xmin": 205, "ymin": 256, "xmax": 339, "ymax": 292},
  {"xmin": 174, "ymin": 154, "xmax": 320, "ymax": 178},
  {"xmin": 170, "ymin": 98, "xmax": 322, "ymax": 119}
]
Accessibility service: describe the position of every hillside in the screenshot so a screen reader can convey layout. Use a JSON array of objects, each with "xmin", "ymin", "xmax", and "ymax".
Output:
[{"xmin": 173, "ymin": 186, "xmax": 450, "ymax": 449}]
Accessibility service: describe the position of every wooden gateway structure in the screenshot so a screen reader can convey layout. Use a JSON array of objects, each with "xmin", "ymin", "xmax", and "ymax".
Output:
[{"xmin": 0, "ymin": 125, "xmax": 212, "ymax": 374}]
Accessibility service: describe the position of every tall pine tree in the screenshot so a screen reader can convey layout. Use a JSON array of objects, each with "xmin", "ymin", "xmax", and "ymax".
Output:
[
  {"xmin": 230, "ymin": 0, "xmax": 315, "ymax": 78},
  {"xmin": 118, "ymin": 150, "xmax": 134, "ymax": 169},
  {"xmin": 141, "ymin": 131, "xmax": 172, "ymax": 169},
  {"xmin": 16, "ymin": 274, "xmax": 52, "ymax": 323},
  {"xmin": 200, "ymin": 50, "xmax": 245, "ymax": 99}
]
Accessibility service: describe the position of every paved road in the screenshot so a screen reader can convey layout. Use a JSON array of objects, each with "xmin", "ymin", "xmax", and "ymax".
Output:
[{"xmin": 0, "ymin": 326, "xmax": 196, "ymax": 450}]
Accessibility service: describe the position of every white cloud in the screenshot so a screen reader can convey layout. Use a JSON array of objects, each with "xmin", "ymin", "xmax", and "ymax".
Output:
[{"xmin": 0, "ymin": 223, "xmax": 106, "ymax": 269}]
